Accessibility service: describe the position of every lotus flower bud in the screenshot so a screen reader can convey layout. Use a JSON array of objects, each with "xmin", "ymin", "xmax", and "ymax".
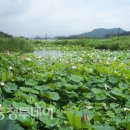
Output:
[{"xmin": 81, "ymin": 114, "xmax": 87, "ymax": 124}]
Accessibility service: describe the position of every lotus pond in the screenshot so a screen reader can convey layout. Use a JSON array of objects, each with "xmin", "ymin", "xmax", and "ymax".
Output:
[{"xmin": 0, "ymin": 48, "xmax": 130, "ymax": 130}]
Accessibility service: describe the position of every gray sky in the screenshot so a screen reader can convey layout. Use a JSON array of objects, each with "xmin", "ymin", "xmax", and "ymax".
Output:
[{"xmin": 0, "ymin": 0, "xmax": 130, "ymax": 37}]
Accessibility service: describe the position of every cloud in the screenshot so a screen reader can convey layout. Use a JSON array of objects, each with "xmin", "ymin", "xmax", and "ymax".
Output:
[
  {"xmin": 0, "ymin": 0, "xmax": 31, "ymax": 17},
  {"xmin": 0, "ymin": 0, "xmax": 130, "ymax": 36}
]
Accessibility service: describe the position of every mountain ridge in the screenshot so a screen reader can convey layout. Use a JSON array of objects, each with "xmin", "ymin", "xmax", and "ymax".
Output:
[{"xmin": 71, "ymin": 28, "xmax": 127, "ymax": 38}]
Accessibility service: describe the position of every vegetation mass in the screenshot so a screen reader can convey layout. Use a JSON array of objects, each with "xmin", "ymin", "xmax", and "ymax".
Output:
[{"xmin": 0, "ymin": 32, "xmax": 130, "ymax": 130}]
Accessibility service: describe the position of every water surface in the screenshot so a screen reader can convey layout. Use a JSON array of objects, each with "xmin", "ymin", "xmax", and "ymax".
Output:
[{"xmin": 34, "ymin": 50, "xmax": 65, "ymax": 58}]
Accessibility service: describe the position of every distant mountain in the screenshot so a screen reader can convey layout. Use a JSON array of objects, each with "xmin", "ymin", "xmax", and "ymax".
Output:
[
  {"xmin": 0, "ymin": 31, "xmax": 12, "ymax": 38},
  {"xmin": 55, "ymin": 28, "xmax": 128, "ymax": 39},
  {"xmin": 72, "ymin": 28, "xmax": 127, "ymax": 38},
  {"xmin": 119, "ymin": 31, "xmax": 130, "ymax": 36}
]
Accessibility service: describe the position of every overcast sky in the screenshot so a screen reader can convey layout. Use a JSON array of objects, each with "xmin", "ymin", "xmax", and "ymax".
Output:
[{"xmin": 0, "ymin": 0, "xmax": 130, "ymax": 37}]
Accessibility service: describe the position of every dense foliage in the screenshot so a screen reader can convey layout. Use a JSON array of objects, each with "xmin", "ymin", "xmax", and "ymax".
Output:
[
  {"xmin": 0, "ymin": 32, "xmax": 13, "ymax": 38},
  {"xmin": 0, "ymin": 48, "xmax": 130, "ymax": 130},
  {"xmin": 34, "ymin": 36, "xmax": 130, "ymax": 51},
  {"xmin": 0, "ymin": 31, "xmax": 130, "ymax": 52},
  {"xmin": 0, "ymin": 33, "xmax": 33, "ymax": 52}
]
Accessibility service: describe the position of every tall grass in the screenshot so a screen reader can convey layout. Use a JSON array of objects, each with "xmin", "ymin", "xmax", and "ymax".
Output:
[
  {"xmin": 2, "ymin": 35, "xmax": 129, "ymax": 52},
  {"xmin": 33, "ymin": 36, "xmax": 130, "ymax": 51},
  {"xmin": 0, "ymin": 37, "xmax": 34, "ymax": 52},
  {"xmin": 87, "ymin": 36, "xmax": 130, "ymax": 50}
]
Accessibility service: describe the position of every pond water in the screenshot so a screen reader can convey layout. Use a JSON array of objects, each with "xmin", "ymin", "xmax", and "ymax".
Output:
[{"xmin": 33, "ymin": 50, "xmax": 65, "ymax": 58}]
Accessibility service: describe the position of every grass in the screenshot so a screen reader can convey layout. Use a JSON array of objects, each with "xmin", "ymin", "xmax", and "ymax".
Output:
[
  {"xmin": 0, "ymin": 36, "xmax": 34, "ymax": 52},
  {"xmin": 0, "ymin": 33, "xmax": 130, "ymax": 52},
  {"xmin": 33, "ymin": 36, "xmax": 130, "ymax": 51}
]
